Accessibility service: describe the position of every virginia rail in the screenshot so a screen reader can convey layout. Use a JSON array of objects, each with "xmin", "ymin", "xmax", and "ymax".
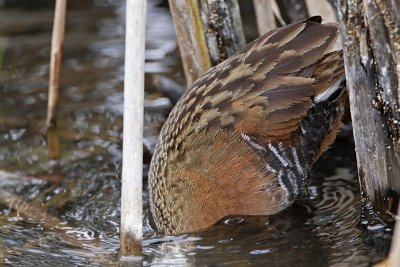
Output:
[{"xmin": 149, "ymin": 16, "xmax": 347, "ymax": 235}]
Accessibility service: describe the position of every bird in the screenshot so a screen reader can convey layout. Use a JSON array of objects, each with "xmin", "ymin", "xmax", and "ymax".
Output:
[{"xmin": 148, "ymin": 16, "xmax": 347, "ymax": 235}]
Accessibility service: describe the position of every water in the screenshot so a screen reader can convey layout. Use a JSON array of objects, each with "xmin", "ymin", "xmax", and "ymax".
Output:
[{"xmin": 0, "ymin": 1, "xmax": 391, "ymax": 266}]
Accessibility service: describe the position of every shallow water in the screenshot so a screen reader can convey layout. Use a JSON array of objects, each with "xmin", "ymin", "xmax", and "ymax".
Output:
[{"xmin": 0, "ymin": 1, "xmax": 391, "ymax": 266}]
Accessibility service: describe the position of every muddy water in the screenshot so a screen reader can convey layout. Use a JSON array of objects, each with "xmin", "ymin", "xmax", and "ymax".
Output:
[{"xmin": 0, "ymin": 1, "xmax": 391, "ymax": 266}]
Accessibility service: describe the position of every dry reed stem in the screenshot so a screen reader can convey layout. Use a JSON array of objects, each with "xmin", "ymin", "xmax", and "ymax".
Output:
[
  {"xmin": 46, "ymin": 0, "xmax": 67, "ymax": 129},
  {"xmin": 252, "ymin": 0, "xmax": 277, "ymax": 35},
  {"xmin": 119, "ymin": 0, "xmax": 146, "ymax": 259},
  {"xmin": 169, "ymin": 0, "xmax": 212, "ymax": 87}
]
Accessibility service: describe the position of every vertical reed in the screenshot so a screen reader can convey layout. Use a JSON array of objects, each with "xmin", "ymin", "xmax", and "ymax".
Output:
[
  {"xmin": 169, "ymin": 0, "xmax": 245, "ymax": 87},
  {"xmin": 169, "ymin": 0, "xmax": 212, "ymax": 87},
  {"xmin": 198, "ymin": 0, "xmax": 246, "ymax": 64},
  {"xmin": 337, "ymin": 0, "xmax": 400, "ymax": 222},
  {"xmin": 46, "ymin": 0, "xmax": 67, "ymax": 160},
  {"xmin": 46, "ymin": 0, "xmax": 67, "ymax": 129},
  {"xmin": 252, "ymin": 0, "xmax": 277, "ymax": 35},
  {"xmin": 120, "ymin": 0, "xmax": 146, "ymax": 258}
]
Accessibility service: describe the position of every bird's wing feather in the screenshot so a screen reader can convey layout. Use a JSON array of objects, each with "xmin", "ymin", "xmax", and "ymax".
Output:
[{"xmin": 164, "ymin": 16, "xmax": 343, "ymax": 149}]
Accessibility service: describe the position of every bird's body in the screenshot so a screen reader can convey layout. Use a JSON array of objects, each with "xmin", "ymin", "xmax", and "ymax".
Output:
[{"xmin": 149, "ymin": 16, "xmax": 347, "ymax": 235}]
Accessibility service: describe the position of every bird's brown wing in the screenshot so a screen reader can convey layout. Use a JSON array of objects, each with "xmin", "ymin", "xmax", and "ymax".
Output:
[{"xmin": 165, "ymin": 17, "xmax": 342, "ymax": 147}]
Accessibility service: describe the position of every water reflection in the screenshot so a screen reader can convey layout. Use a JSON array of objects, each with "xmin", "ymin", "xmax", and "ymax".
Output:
[
  {"xmin": 0, "ymin": 0, "xmax": 391, "ymax": 266},
  {"xmin": 144, "ymin": 207, "xmax": 329, "ymax": 266}
]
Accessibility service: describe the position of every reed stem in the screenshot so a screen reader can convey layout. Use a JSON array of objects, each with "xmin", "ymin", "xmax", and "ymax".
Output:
[
  {"xmin": 46, "ymin": 0, "xmax": 67, "ymax": 129},
  {"xmin": 120, "ymin": 0, "xmax": 146, "ymax": 258},
  {"xmin": 169, "ymin": 0, "xmax": 212, "ymax": 87},
  {"xmin": 252, "ymin": 0, "xmax": 277, "ymax": 35}
]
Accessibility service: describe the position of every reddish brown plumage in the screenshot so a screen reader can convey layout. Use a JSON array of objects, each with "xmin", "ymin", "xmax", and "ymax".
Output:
[{"xmin": 149, "ymin": 16, "xmax": 347, "ymax": 234}]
